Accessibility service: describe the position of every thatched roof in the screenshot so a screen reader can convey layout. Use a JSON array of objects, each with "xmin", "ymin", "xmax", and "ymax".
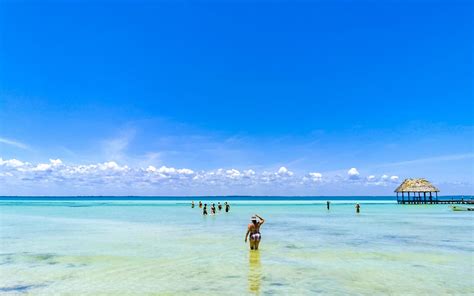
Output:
[{"xmin": 394, "ymin": 178, "xmax": 439, "ymax": 193}]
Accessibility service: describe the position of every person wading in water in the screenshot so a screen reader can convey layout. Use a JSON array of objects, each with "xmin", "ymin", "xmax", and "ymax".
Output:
[
  {"xmin": 225, "ymin": 202, "xmax": 230, "ymax": 212},
  {"xmin": 245, "ymin": 214, "xmax": 265, "ymax": 250},
  {"xmin": 211, "ymin": 203, "xmax": 216, "ymax": 215}
]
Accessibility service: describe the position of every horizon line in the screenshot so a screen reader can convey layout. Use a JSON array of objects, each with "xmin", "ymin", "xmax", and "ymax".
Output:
[{"xmin": 1, "ymin": 195, "xmax": 472, "ymax": 198}]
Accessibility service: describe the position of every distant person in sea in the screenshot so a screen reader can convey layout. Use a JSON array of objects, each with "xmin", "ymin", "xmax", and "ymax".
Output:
[
  {"xmin": 218, "ymin": 202, "xmax": 222, "ymax": 211},
  {"xmin": 225, "ymin": 202, "xmax": 230, "ymax": 212},
  {"xmin": 199, "ymin": 201, "xmax": 202, "ymax": 208},
  {"xmin": 203, "ymin": 204, "xmax": 208, "ymax": 215},
  {"xmin": 191, "ymin": 201, "xmax": 195, "ymax": 208},
  {"xmin": 356, "ymin": 203, "xmax": 360, "ymax": 213},
  {"xmin": 326, "ymin": 201, "xmax": 330, "ymax": 210},
  {"xmin": 211, "ymin": 203, "xmax": 216, "ymax": 215},
  {"xmin": 245, "ymin": 214, "xmax": 265, "ymax": 250}
]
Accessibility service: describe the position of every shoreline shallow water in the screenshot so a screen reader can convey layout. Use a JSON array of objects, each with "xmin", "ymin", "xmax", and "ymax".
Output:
[{"xmin": 1, "ymin": 197, "xmax": 473, "ymax": 295}]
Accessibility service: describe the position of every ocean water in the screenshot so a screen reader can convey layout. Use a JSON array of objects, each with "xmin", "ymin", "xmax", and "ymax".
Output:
[{"xmin": 0, "ymin": 197, "xmax": 473, "ymax": 295}]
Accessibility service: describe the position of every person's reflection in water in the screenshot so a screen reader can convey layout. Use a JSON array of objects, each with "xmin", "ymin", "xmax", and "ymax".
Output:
[{"xmin": 248, "ymin": 251, "xmax": 262, "ymax": 294}]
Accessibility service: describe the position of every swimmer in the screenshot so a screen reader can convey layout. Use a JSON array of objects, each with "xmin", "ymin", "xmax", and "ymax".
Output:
[
  {"xmin": 326, "ymin": 201, "xmax": 330, "ymax": 210},
  {"xmin": 211, "ymin": 203, "xmax": 216, "ymax": 215},
  {"xmin": 199, "ymin": 201, "xmax": 202, "ymax": 208},
  {"xmin": 245, "ymin": 214, "xmax": 265, "ymax": 250},
  {"xmin": 218, "ymin": 202, "xmax": 222, "ymax": 211},
  {"xmin": 225, "ymin": 202, "xmax": 230, "ymax": 213},
  {"xmin": 203, "ymin": 204, "xmax": 208, "ymax": 215},
  {"xmin": 356, "ymin": 203, "xmax": 360, "ymax": 213},
  {"xmin": 191, "ymin": 201, "xmax": 195, "ymax": 208}
]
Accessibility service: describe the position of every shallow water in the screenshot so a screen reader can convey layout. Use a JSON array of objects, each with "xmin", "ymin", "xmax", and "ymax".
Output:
[{"xmin": 0, "ymin": 197, "xmax": 473, "ymax": 295}]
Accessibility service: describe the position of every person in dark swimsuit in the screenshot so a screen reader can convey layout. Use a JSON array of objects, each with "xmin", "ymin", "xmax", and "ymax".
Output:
[
  {"xmin": 191, "ymin": 201, "xmax": 195, "ymax": 208},
  {"xmin": 225, "ymin": 202, "xmax": 230, "ymax": 212},
  {"xmin": 356, "ymin": 203, "xmax": 360, "ymax": 213},
  {"xmin": 218, "ymin": 202, "xmax": 222, "ymax": 211},
  {"xmin": 211, "ymin": 203, "xmax": 216, "ymax": 215},
  {"xmin": 245, "ymin": 214, "xmax": 265, "ymax": 250},
  {"xmin": 203, "ymin": 204, "xmax": 208, "ymax": 215}
]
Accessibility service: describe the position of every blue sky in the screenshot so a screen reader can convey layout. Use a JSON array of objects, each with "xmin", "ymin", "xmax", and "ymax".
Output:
[{"xmin": 0, "ymin": 0, "xmax": 472, "ymax": 195}]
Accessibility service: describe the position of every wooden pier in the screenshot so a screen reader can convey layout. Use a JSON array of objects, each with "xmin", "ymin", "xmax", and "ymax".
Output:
[{"xmin": 398, "ymin": 198, "xmax": 473, "ymax": 205}]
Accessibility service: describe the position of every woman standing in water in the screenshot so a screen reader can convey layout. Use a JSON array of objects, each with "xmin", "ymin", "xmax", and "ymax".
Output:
[{"xmin": 245, "ymin": 214, "xmax": 265, "ymax": 250}]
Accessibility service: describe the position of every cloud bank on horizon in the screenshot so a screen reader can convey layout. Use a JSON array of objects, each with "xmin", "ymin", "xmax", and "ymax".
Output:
[{"xmin": 0, "ymin": 157, "xmax": 407, "ymax": 196}]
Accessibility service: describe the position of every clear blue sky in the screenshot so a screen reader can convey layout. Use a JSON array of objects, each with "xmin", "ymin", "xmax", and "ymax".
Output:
[{"xmin": 0, "ymin": 0, "xmax": 472, "ymax": 195}]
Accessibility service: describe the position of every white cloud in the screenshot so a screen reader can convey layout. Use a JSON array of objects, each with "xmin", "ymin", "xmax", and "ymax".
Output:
[
  {"xmin": 50, "ymin": 159, "xmax": 63, "ymax": 166},
  {"xmin": 226, "ymin": 169, "xmax": 241, "ymax": 179},
  {"xmin": 157, "ymin": 166, "xmax": 177, "ymax": 174},
  {"xmin": 146, "ymin": 165, "xmax": 157, "ymax": 172},
  {"xmin": 366, "ymin": 175, "xmax": 376, "ymax": 182},
  {"xmin": 177, "ymin": 168, "xmax": 194, "ymax": 175},
  {"xmin": 243, "ymin": 169, "xmax": 256, "ymax": 176},
  {"xmin": 277, "ymin": 166, "xmax": 293, "ymax": 176},
  {"xmin": 361, "ymin": 174, "xmax": 400, "ymax": 186},
  {"xmin": 0, "ymin": 158, "xmax": 25, "ymax": 168},
  {"xmin": 308, "ymin": 172, "xmax": 322, "ymax": 182},
  {"xmin": 33, "ymin": 163, "xmax": 53, "ymax": 171},
  {"xmin": 31, "ymin": 159, "xmax": 64, "ymax": 172},
  {"xmin": 145, "ymin": 165, "xmax": 194, "ymax": 180},
  {"xmin": 347, "ymin": 168, "xmax": 360, "ymax": 180},
  {"xmin": 98, "ymin": 161, "xmax": 128, "ymax": 171}
]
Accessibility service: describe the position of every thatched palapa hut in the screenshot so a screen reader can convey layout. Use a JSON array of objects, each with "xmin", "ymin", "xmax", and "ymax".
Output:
[{"xmin": 395, "ymin": 178, "xmax": 439, "ymax": 204}]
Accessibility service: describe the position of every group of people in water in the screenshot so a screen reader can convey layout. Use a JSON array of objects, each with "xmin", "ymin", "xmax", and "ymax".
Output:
[
  {"xmin": 190, "ymin": 200, "xmax": 360, "ymax": 251},
  {"xmin": 326, "ymin": 201, "xmax": 361, "ymax": 213},
  {"xmin": 192, "ymin": 200, "xmax": 231, "ymax": 215},
  {"xmin": 191, "ymin": 200, "xmax": 265, "ymax": 250}
]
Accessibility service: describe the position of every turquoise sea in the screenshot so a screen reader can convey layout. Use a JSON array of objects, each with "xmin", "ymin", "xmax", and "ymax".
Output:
[{"xmin": 1, "ymin": 197, "xmax": 473, "ymax": 295}]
